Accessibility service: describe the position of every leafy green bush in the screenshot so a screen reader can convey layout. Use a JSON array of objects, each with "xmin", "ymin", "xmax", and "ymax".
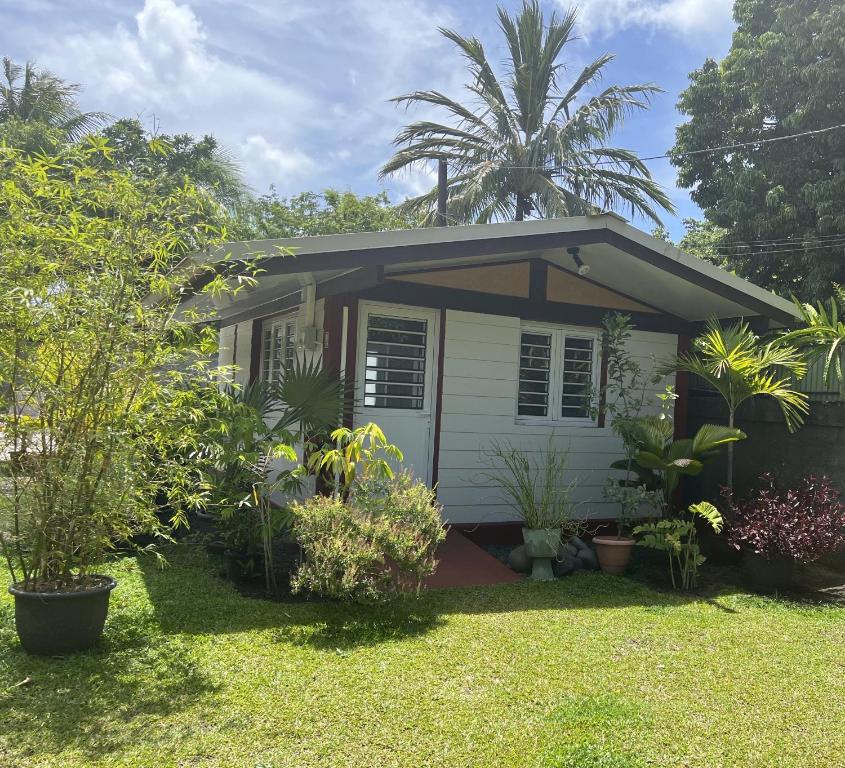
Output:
[{"xmin": 290, "ymin": 474, "xmax": 445, "ymax": 602}]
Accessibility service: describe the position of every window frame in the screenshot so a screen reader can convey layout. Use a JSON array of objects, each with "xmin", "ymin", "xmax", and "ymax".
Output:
[
  {"xmin": 515, "ymin": 322, "xmax": 600, "ymax": 426},
  {"xmin": 260, "ymin": 311, "xmax": 298, "ymax": 384}
]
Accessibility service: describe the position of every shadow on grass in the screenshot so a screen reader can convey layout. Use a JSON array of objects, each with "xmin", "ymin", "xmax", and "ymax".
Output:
[
  {"xmin": 0, "ymin": 593, "xmax": 216, "ymax": 763},
  {"xmin": 131, "ymin": 543, "xmax": 762, "ymax": 654},
  {"xmin": 138, "ymin": 546, "xmax": 446, "ymax": 650}
]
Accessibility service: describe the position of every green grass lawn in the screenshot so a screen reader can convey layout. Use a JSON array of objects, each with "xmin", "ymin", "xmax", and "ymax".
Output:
[{"xmin": 1, "ymin": 546, "xmax": 844, "ymax": 768}]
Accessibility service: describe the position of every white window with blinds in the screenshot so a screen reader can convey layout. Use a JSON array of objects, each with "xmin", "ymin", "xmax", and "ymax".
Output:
[
  {"xmin": 364, "ymin": 314, "xmax": 428, "ymax": 409},
  {"xmin": 517, "ymin": 324, "xmax": 599, "ymax": 423},
  {"xmin": 261, "ymin": 313, "xmax": 297, "ymax": 383}
]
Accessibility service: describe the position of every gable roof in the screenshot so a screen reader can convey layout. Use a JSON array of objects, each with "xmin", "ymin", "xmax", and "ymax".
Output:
[{"xmin": 191, "ymin": 213, "xmax": 797, "ymax": 328}]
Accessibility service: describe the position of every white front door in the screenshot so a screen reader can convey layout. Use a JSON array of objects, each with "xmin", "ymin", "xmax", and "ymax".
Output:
[{"xmin": 354, "ymin": 302, "xmax": 439, "ymax": 484}]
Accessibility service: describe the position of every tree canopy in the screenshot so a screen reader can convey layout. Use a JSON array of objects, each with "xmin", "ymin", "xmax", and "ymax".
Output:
[
  {"xmin": 101, "ymin": 118, "xmax": 248, "ymax": 211},
  {"xmin": 231, "ymin": 188, "xmax": 413, "ymax": 240},
  {"xmin": 672, "ymin": 0, "xmax": 845, "ymax": 300},
  {"xmin": 380, "ymin": 0, "xmax": 673, "ymax": 225}
]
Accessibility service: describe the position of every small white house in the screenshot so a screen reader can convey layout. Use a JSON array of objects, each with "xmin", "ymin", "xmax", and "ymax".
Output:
[{"xmin": 183, "ymin": 214, "xmax": 796, "ymax": 528}]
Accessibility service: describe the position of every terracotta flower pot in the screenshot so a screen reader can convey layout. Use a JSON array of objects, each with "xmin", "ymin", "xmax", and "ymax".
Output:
[
  {"xmin": 9, "ymin": 575, "xmax": 116, "ymax": 655},
  {"xmin": 593, "ymin": 536, "xmax": 635, "ymax": 575}
]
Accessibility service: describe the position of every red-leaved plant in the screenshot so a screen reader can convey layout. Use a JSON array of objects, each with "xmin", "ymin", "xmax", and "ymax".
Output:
[{"xmin": 724, "ymin": 474, "xmax": 845, "ymax": 562}]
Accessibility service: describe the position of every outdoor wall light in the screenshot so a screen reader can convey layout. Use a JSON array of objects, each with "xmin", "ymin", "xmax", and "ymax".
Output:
[{"xmin": 567, "ymin": 247, "xmax": 590, "ymax": 276}]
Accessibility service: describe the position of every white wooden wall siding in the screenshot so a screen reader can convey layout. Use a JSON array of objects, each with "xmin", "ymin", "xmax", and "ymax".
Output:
[
  {"xmin": 217, "ymin": 321, "xmax": 255, "ymax": 388},
  {"xmin": 436, "ymin": 310, "xmax": 677, "ymax": 524}
]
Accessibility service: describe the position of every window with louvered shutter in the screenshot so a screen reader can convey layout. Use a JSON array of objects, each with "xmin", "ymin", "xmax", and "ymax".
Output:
[
  {"xmin": 518, "ymin": 331, "xmax": 552, "ymax": 416},
  {"xmin": 364, "ymin": 315, "xmax": 427, "ymax": 409},
  {"xmin": 561, "ymin": 335, "xmax": 594, "ymax": 419},
  {"xmin": 516, "ymin": 325, "xmax": 598, "ymax": 423}
]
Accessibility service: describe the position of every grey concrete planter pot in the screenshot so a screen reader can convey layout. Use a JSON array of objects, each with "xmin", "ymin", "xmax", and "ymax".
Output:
[
  {"xmin": 9, "ymin": 576, "xmax": 116, "ymax": 655},
  {"xmin": 522, "ymin": 528, "xmax": 560, "ymax": 581}
]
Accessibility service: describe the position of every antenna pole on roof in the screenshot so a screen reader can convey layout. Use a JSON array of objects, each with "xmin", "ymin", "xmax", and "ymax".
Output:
[{"xmin": 437, "ymin": 158, "xmax": 448, "ymax": 227}]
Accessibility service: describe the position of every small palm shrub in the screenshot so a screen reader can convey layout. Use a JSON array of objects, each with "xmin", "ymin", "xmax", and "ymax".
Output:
[
  {"xmin": 290, "ymin": 473, "xmax": 446, "ymax": 602},
  {"xmin": 725, "ymin": 474, "xmax": 845, "ymax": 562}
]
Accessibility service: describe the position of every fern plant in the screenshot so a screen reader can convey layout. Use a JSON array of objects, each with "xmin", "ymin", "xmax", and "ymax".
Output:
[{"xmin": 634, "ymin": 501, "xmax": 723, "ymax": 590}]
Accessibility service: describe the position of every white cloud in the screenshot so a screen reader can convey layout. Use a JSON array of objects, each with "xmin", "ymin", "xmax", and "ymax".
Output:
[
  {"xmin": 31, "ymin": 0, "xmax": 459, "ymax": 198},
  {"xmin": 238, "ymin": 135, "xmax": 315, "ymax": 191},
  {"xmin": 565, "ymin": 0, "xmax": 735, "ymax": 41}
]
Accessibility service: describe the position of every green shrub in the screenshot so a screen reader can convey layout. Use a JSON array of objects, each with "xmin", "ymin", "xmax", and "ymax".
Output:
[{"xmin": 290, "ymin": 474, "xmax": 446, "ymax": 602}]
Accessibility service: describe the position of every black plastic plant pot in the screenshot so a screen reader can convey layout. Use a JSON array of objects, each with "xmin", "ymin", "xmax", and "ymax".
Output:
[
  {"xmin": 8, "ymin": 576, "xmax": 117, "ymax": 655},
  {"xmin": 742, "ymin": 551, "xmax": 793, "ymax": 594}
]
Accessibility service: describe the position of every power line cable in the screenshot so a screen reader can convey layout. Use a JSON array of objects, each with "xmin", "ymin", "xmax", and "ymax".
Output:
[{"xmin": 436, "ymin": 123, "xmax": 845, "ymax": 172}]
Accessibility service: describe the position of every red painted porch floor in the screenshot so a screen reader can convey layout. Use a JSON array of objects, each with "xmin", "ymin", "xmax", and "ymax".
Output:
[{"xmin": 424, "ymin": 530, "xmax": 523, "ymax": 589}]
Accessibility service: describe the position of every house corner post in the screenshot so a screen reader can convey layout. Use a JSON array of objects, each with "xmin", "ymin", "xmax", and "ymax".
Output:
[{"xmin": 673, "ymin": 334, "xmax": 690, "ymax": 439}]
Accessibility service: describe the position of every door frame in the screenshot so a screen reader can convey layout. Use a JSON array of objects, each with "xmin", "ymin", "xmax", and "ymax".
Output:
[{"xmin": 354, "ymin": 300, "xmax": 441, "ymax": 484}]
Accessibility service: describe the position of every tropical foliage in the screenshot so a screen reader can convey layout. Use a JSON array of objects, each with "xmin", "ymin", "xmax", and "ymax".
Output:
[
  {"xmin": 308, "ymin": 423, "xmax": 404, "ymax": 499},
  {"xmin": 776, "ymin": 284, "xmax": 845, "ymax": 385},
  {"xmin": 0, "ymin": 56, "xmax": 106, "ymax": 141},
  {"xmin": 725, "ymin": 474, "xmax": 845, "ymax": 562},
  {"xmin": 615, "ymin": 417, "xmax": 746, "ymax": 504},
  {"xmin": 101, "ymin": 118, "xmax": 248, "ymax": 210},
  {"xmin": 207, "ymin": 361, "xmax": 344, "ymax": 592},
  {"xmin": 597, "ymin": 313, "xmax": 663, "ymax": 532},
  {"xmin": 634, "ymin": 501, "xmax": 724, "ymax": 590},
  {"xmin": 663, "ymin": 318, "xmax": 809, "ymax": 490},
  {"xmin": 232, "ymin": 188, "xmax": 413, "ymax": 240},
  {"xmin": 671, "ymin": 0, "xmax": 845, "ymax": 300},
  {"xmin": 0, "ymin": 139, "xmax": 251, "ymax": 589},
  {"xmin": 380, "ymin": 1, "xmax": 673, "ymax": 224}
]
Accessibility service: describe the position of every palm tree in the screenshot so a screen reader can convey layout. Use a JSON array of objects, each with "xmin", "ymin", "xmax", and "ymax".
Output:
[
  {"xmin": 379, "ymin": 1, "xmax": 674, "ymax": 225},
  {"xmin": 776, "ymin": 285, "xmax": 845, "ymax": 386},
  {"xmin": 663, "ymin": 319, "xmax": 809, "ymax": 492},
  {"xmin": 0, "ymin": 57, "xmax": 106, "ymax": 140}
]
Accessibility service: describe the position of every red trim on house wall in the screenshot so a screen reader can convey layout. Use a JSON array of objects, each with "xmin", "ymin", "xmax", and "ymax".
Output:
[
  {"xmin": 430, "ymin": 309, "xmax": 447, "ymax": 490},
  {"xmin": 597, "ymin": 341, "xmax": 609, "ymax": 428},
  {"xmin": 248, "ymin": 320, "xmax": 263, "ymax": 383},
  {"xmin": 674, "ymin": 334, "xmax": 690, "ymax": 439},
  {"xmin": 343, "ymin": 297, "xmax": 359, "ymax": 428},
  {"xmin": 322, "ymin": 295, "xmax": 344, "ymax": 375}
]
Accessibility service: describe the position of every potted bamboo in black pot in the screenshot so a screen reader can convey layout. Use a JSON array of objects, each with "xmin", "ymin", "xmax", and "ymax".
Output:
[{"xmin": 0, "ymin": 142, "xmax": 250, "ymax": 654}]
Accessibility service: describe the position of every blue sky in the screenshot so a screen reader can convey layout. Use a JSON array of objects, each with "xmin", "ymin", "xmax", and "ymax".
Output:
[{"xmin": 2, "ymin": 0, "xmax": 736, "ymax": 238}]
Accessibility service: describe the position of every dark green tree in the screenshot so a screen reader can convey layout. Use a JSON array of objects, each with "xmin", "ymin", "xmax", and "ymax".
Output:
[
  {"xmin": 672, "ymin": 0, "xmax": 845, "ymax": 300},
  {"xmin": 380, "ymin": 0, "xmax": 673, "ymax": 225},
  {"xmin": 232, "ymin": 188, "xmax": 414, "ymax": 240},
  {"xmin": 101, "ymin": 118, "xmax": 247, "ymax": 210}
]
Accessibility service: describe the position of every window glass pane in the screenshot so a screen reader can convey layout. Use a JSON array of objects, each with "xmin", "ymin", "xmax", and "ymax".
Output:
[
  {"xmin": 364, "ymin": 315, "xmax": 426, "ymax": 409},
  {"xmin": 561, "ymin": 335, "xmax": 594, "ymax": 418},
  {"xmin": 261, "ymin": 316, "xmax": 296, "ymax": 383},
  {"xmin": 284, "ymin": 321, "xmax": 296, "ymax": 369},
  {"xmin": 518, "ymin": 331, "xmax": 551, "ymax": 416}
]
